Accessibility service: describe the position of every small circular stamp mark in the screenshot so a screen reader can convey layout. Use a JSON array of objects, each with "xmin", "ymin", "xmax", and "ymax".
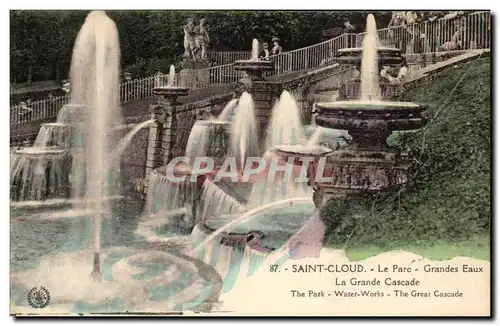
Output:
[{"xmin": 27, "ymin": 286, "xmax": 51, "ymax": 309}]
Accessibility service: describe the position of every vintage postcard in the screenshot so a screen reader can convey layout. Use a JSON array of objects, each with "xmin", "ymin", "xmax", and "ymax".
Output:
[{"xmin": 9, "ymin": 9, "xmax": 491, "ymax": 317}]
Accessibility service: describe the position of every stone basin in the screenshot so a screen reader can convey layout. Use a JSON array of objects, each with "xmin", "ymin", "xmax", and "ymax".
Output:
[
  {"xmin": 314, "ymin": 100, "xmax": 427, "ymax": 150},
  {"xmin": 234, "ymin": 59, "xmax": 274, "ymax": 80}
]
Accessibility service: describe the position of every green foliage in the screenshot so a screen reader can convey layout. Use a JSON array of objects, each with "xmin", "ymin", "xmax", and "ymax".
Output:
[
  {"xmin": 321, "ymin": 57, "xmax": 491, "ymax": 248},
  {"xmin": 10, "ymin": 10, "xmax": 392, "ymax": 82},
  {"xmin": 10, "ymin": 10, "xmax": 88, "ymax": 82}
]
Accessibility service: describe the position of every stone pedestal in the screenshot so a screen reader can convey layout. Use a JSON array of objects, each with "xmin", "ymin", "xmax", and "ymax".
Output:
[
  {"xmin": 309, "ymin": 149, "xmax": 409, "ymax": 206},
  {"xmin": 143, "ymin": 87, "xmax": 189, "ymax": 193},
  {"xmin": 340, "ymin": 79, "xmax": 402, "ymax": 100},
  {"xmin": 144, "ymin": 108, "xmax": 172, "ymax": 193},
  {"xmin": 180, "ymin": 60, "xmax": 210, "ymax": 88}
]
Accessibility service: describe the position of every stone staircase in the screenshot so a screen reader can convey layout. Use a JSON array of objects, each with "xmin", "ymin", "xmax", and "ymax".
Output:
[{"xmin": 307, "ymin": 49, "xmax": 490, "ymax": 111}]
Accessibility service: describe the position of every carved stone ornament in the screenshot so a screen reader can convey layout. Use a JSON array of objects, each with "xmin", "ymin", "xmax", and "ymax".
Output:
[{"xmin": 150, "ymin": 103, "xmax": 174, "ymax": 126}]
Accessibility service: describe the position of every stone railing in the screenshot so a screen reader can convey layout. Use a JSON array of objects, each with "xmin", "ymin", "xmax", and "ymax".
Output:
[
  {"xmin": 356, "ymin": 10, "xmax": 490, "ymax": 53},
  {"xmin": 10, "ymin": 11, "xmax": 490, "ymax": 126},
  {"xmin": 207, "ymin": 51, "xmax": 250, "ymax": 65}
]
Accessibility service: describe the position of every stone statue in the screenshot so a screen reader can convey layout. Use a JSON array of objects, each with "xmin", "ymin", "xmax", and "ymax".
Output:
[
  {"xmin": 271, "ymin": 37, "xmax": 283, "ymax": 55},
  {"xmin": 150, "ymin": 103, "xmax": 173, "ymax": 127},
  {"xmin": 183, "ymin": 18, "xmax": 196, "ymax": 60},
  {"xmin": 194, "ymin": 18, "xmax": 210, "ymax": 60}
]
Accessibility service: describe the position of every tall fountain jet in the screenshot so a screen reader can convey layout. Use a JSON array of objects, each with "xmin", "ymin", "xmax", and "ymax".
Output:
[
  {"xmin": 69, "ymin": 11, "xmax": 123, "ymax": 278},
  {"xmin": 250, "ymin": 39, "xmax": 259, "ymax": 61},
  {"xmin": 167, "ymin": 64, "xmax": 176, "ymax": 87},
  {"xmin": 360, "ymin": 14, "xmax": 381, "ymax": 101},
  {"xmin": 231, "ymin": 92, "xmax": 259, "ymax": 170}
]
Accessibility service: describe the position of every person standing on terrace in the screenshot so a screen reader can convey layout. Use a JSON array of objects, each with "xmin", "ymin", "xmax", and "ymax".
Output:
[
  {"xmin": 387, "ymin": 11, "xmax": 411, "ymax": 54},
  {"xmin": 261, "ymin": 42, "xmax": 270, "ymax": 60},
  {"xmin": 343, "ymin": 18, "xmax": 356, "ymax": 48},
  {"xmin": 412, "ymin": 12, "xmax": 428, "ymax": 64},
  {"xmin": 271, "ymin": 37, "xmax": 282, "ymax": 55}
]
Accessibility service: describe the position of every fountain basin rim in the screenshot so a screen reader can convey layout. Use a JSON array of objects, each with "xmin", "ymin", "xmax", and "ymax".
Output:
[
  {"xmin": 233, "ymin": 60, "xmax": 274, "ymax": 71},
  {"xmin": 272, "ymin": 144, "xmax": 334, "ymax": 156},
  {"xmin": 195, "ymin": 119, "xmax": 231, "ymax": 126},
  {"xmin": 315, "ymin": 101, "xmax": 424, "ymax": 110},
  {"xmin": 40, "ymin": 122, "xmax": 71, "ymax": 127},
  {"xmin": 12, "ymin": 147, "xmax": 68, "ymax": 155},
  {"xmin": 10, "ymin": 195, "xmax": 123, "ymax": 211}
]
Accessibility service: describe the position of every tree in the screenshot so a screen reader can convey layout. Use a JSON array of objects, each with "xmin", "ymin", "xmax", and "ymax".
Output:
[{"xmin": 10, "ymin": 10, "xmax": 394, "ymax": 82}]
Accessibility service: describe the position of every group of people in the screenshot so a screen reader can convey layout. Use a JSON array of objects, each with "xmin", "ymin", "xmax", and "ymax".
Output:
[
  {"xmin": 385, "ymin": 11, "xmax": 481, "ymax": 55},
  {"xmin": 380, "ymin": 59, "xmax": 409, "ymax": 85},
  {"xmin": 260, "ymin": 37, "xmax": 283, "ymax": 60}
]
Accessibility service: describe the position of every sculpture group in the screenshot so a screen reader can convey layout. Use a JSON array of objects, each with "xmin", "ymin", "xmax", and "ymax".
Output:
[{"xmin": 183, "ymin": 18, "xmax": 210, "ymax": 61}]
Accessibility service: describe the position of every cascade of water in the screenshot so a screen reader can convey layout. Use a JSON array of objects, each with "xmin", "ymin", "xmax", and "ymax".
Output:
[
  {"xmin": 230, "ymin": 92, "xmax": 259, "ymax": 170},
  {"xmin": 167, "ymin": 65, "xmax": 176, "ymax": 87},
  {"xmin": 185, "ymin": 121, "xmax": 213, "ymax": 158},
  {"xmin": 360, "ymin": 14, "xmax": 382, "ymax": 101},
  {"xmin": 56, "ymin": 104, "xmax": 85, "ymax": 124},
  {"xmin": 144, "ymin": 170, "xmax": 193, "ymax": 215},
  {"xmin": 250, "ymin": 39, "xmax": 259, "ymax": 61},
  {"xmin": 246, "ymin": 150, "xmax": 311, "ymax": 207},
  {"xmin": 266, "ymin": 90, "xmax": 305, "ymax": 150},
  {"xmin": 217, "ymin": 98, "xmax": 239, "ymax": 122},
  {"xmin": 197, "ymin": 179, "xmax": 245, "ymax": 221},
  {"xmin": 184, "ymin": 98, "xmax": 237, "ymax": 161},
  {"xmin": 10, "ymin": 149, "xmax": 70, "ymax": 201},
  {"xmin": 33, "ymin": 123, "xmax": 71, "ymax": 148},
  {"xmin": 67, "ymin": 10, "xmax": 123, "ymax": 277}
]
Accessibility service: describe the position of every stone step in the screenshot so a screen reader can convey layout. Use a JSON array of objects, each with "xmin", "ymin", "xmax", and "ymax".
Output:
[{"xmin": 404, "ymin": 49, "xmax": 489, "ymax": 84}]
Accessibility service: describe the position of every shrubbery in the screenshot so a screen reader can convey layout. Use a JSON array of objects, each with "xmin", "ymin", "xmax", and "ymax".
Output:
[{"xmin": 10, "ymin": 10, "xmax": 392, "ymax": 83}]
